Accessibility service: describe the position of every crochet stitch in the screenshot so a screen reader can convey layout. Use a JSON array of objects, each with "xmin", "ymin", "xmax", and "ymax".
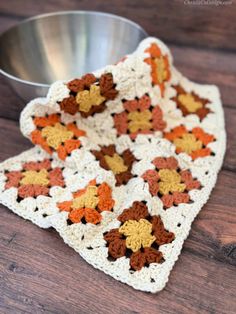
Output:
[
  {"xmin": 57, "ymin": 179, "xmax": 114, "ymax": 225},
  {"xmin": 59, "ymin": 73, "xmax": 118, "ymax": 117},
  {"xmin": 113, "ymin": 94, "xmax": 166, "ymax": 139},
  {"xmin": 104, "ymin": 201, "xmax": 175, "ymax": 271},
  {"xmin": 164, "ymin": 125, "xmax": 215, "ymax": 160},
  {"xmin": 144, "ymin": 43, "xmax": 171, "ymax": 95},
  {"xmin": 0, "ymin": 37, "xmax": 226, "ymax": 293},
  {"xmin": 171, "ymin": 85, "xmax": 211, "ymax": 120},
  {"xmin": 31, "ymin": 113, "xmax": 86, "ymax": 160},
  {"xmin": 91, "ymin": 145, "xmax": 137, "ymax": 186},
  {"xmin": 4, "ymin": 158, "xmax": 64, "ymax": 200},
  {"xmin": 142, "ymin": 156, "xmax": 201, "ymax": 208}
]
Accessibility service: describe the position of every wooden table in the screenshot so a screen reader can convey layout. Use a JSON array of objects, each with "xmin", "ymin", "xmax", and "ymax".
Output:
[{"xmin": 0, "ymin": 1, "xmax": 236, "ymax": 313}]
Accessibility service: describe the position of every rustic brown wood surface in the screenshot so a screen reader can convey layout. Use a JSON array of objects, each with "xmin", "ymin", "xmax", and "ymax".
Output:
[{"xmin": 0, "ymin": 1, "xmax": 236, "ymax": 313}]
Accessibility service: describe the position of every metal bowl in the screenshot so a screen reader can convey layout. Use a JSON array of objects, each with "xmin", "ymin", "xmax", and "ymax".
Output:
[{"xmin": 0, "ymin": 11, "xmax": 147, "ymax": 102}]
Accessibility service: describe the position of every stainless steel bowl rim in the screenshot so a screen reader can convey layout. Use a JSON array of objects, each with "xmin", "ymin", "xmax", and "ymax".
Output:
[{"xmin": 0, "ymin": 10, "xmax": 148, "ymax": 88}]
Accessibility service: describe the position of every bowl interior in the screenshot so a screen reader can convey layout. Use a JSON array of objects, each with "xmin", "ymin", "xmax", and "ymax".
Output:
[{"xmin": 0, "ymin": 12, "xmax": 147, "ymax": 85}]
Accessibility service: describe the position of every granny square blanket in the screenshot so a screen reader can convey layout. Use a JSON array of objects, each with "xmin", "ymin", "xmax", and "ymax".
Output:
[{"xmin": 0, "ymin": 37, "xmax": 226, "ymax": 292}]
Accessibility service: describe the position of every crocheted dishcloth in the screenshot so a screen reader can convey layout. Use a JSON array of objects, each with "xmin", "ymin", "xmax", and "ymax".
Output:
[{"xmin": 0, "ymin": 37, "xmax": 226, "ymax": 293}]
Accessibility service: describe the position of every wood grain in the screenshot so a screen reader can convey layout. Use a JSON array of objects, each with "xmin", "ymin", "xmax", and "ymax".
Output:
[
  {"xmin": 0, "ymin": 1, "xmax": 236, "ymax": 313},
  {"xmin": 0, "ymin": 0, "xmax": 236, "ymax": 50}
]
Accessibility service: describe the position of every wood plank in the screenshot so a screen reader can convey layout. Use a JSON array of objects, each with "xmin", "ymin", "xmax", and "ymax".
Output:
[
  {"xmin": 0, "ymin": 117, "xmax": 31, "ymax": 161},
  {"xmin": 0, "ymin": 0, "xmax": 236, "ymax": 51},
  {"xmin": 0, "ymin": 15, "xmax": 22, "ymax": 33},
  {"xmin": 224, "ymin": 107, "xmax": 236, "ymax": 172},
  {"xmin": 0, "ymin": 77, "xmax": 25, "ymax": 122},
  {"xmin": 170, "ymin": 44, "xmax": 236, "ymax": 107}
]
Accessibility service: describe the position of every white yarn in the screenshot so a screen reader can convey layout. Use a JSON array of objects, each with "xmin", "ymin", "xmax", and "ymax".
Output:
[{"xmin": 0, "ymin": 37, "xmax": 226, "ymax": 292}]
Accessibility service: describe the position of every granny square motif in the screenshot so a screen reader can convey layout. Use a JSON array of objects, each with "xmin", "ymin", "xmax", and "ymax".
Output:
[{"xmin": 0, "ymin": 37, "xmax": 226, "ymax": 292}]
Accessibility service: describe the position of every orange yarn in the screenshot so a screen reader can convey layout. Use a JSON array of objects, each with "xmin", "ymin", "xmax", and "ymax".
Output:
[
  {"xmin": 113, "ymin": 95, "xmax": 166, "ymax": 139},
  {"xmin": 57, "ymin": 201, "xmax": 73, "ymax": 212},
  {"xmin": 164, "ymin": 125, "xmax": 187, "ymax": 141},
  {"xmin": 64, "ymin": 139, "xmax": 81, "ymax": 154},
  {"xmin": 5, "ymin": 159, "xmax": 65, "ymax": 199},
  {"xmin": 57, "ymin": 180, "xmax": 115, "ymax": 225},
  {"xmin": 73, "ymin": 189, "xmax": 85, "ymax": 198},
  {"xmin": 97, "ymin": 182, "xmax": 115, "ymax": 212},
  {"xmin": 31, "ymin": 115, "xmax": 86, "ymax": 160},
  {"xmin": 88, "ymin": 179, "xmax": 97, "ymax": 186},
  {"xmin": 83, "ymin": 208, "xmax": 102, "ymax": 224},
  {"xmin": 68, "ymin": 207, "xmax": 101, "ymax": 224},
  {"xmin": 69, "ymin": 208, "xmax": 84, "ymax": 223},
  {"xmin": 190, "ymin": 148, "xmax": 212, "ymax": 160},
  {"xmin": 31, "ymin": 130, "xmax": 52, "ymax": 154},
  {"xmin": 192, "ymin": 127, "xmax": 215, "ymax": 145},
  {"xmin": 147, "ymin": 57, "xmax": 170, "ymax": 89},
  {"xmin": 142, "ymin": 157, "xmax": 200, "ymax": 208},
  {"xmin": 144, "ymin": 43, "xmax": 171, "ymax": 96},
  {"xmin": 33, "ymin": 114, "xmax": 60, "ymax": 127},
  {"xmin": 145, "ymin": 43, "xmax": 162, "ymax": 58},
  {"xmin": 164, "ymin": 126, "xmax": 215, "ymax": 160},
  {"xmin": 57, "ymin": 146, "xmax": 67, "ymax": 161},
  {"xmin": 66, "ymin": 123, "xmax": 86, "ymax": 137}
]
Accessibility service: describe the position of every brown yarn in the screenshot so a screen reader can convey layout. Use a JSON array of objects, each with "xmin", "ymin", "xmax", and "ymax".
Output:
[
  {"xmin": 59, "ymin": 95, "xmax": 79, "ymax": 115},
  {"xmin": 130, "ymin": 251, "xmax": 147, "ymax": 271},
  {"xmin": 82, "ymin": 73, "xmax": 97, "ymax": 87},
  {"xmin": 104, "ymin": 228, "xmax": 122, "ymax": 242},
  {"xmin": 103, "ymin": 201, "xmax": 175, "ymax": 271},
  {"xmin": 172, "ymin": 85, "xmax": 211, "ymax": 120},
  {"xmin": 67, "ymin": 74, "xmax": 97, "ymax": 93},
  {"xmin": 67, "ymin": 79, "xmax": 84, "ymax": 93},
  {"xmin": 118, "ymin": 201, "xmax": 149, "ymax": 222},
  {"xmin": 99, "ymin": 73, "xmax": 118, "ymax": 100},
  {"xmin": 91, "ymin": 145, "xmax": 136, "ymax": 186},
  {"xmin": 60, "ymin": 73, "xmax": 118, "ymax": 117},
  {"xmin": 108, "ymin": 239, "xmax": 126, "ymax": 259}
]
